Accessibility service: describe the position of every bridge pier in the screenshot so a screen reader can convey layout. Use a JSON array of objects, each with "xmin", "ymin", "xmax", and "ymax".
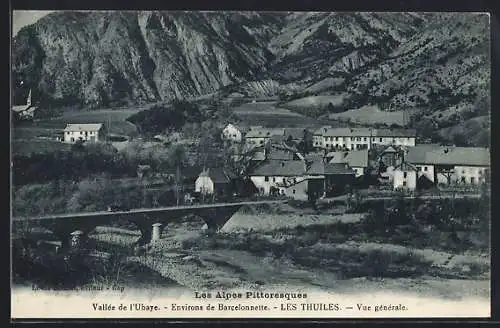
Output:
[
  {"xmin": 70, "ymin": 230, "xmax": 85, "ymax": 249},
  {"xmin": 151, "ymin": 223, "xmax": 163, "ymax": 243}
]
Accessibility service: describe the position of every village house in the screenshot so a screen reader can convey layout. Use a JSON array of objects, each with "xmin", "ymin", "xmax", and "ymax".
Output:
[
  {"xmin": 392, "ymin": 162, "xmax": 420, "ymax": 190},
  {"xmin": 221, "ymin": 123, "xmax": 249, "ymax": 143},
  {"xmin": 195, "ymin": 168, "xmax": 235, "ymax": 196},
  {"xmin": 326, "ymin": 149, "xmax": 369, "ymax": 178},
  {"xmin": 372, "ymin": 128, "xmax": 416, "ymax": 147},
  {"xmin": 313, "ymin": 127, "xmax": 416, "ymax": 150},
  {"xmin": 63, "ymin": 123, "xmax": 104, "ymax": 144},
  {"xmin": 12, "ymin": 89, "xmax": 37, "ymax": 120},
  {"xmin": 244, "ymin": 127, "xmax": 286, "ymax": 148},
  {"xmin": 305, "ymin": 160, "xmax": 356, "ymax": 197},
  {"xmin": 249, "ymin": 160, "xmax": 307, "ymax": 195},
  {"xmin": 405, "ymin": 145, "xmax": 490, "ymax": 186}
]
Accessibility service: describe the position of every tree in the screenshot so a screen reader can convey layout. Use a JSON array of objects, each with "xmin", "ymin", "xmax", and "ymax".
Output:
[
  {"xmin": 306, "ymin": 188, "xmax": 319, "ymax": 211},
  {"xmin": 168, "ymin": 145, "xmax": 186, "ymax": 206}
]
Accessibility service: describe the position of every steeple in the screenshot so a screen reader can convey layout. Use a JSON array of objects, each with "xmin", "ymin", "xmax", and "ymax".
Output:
[{"xmin": 26, "ymin": 89, "xmax": 32, "ymax": 107}]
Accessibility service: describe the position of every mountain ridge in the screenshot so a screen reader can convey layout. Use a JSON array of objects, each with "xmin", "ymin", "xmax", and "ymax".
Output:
[{"xmin": 12, "ymin": 11, "xmax": 490, "ymax": 146}]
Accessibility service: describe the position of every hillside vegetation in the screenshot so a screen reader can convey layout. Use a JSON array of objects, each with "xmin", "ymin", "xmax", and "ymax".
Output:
[{"xmin": 12, "ymin": 12, "xmax": 490, "ymax": 146}]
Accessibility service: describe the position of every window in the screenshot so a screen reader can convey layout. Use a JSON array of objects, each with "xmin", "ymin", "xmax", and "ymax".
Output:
[
  {"xmin": 372, "ymin": 138, "xmax": 375, "ymax": 141},
  {"xmin": 260, "ymin": 140, "xmax": 264, "ymax": 144},
  {"xmin": 424, "ymin": 166, "xmax": 428, "ymax": 172},
  {"xmin": 283, "ymin": 178, "xmax": 286, "ymax": 183},
  {"xmin": 351, "ymin": 137, "xmax": 355, "ymax": 141},
  {"xmin": 265, "ymin": 176, "xmax": 269, "ymax": 182},
  {"xmin": 272, "ymin": 177, "xmax": 276, "ymax": 182},
  {"xmin": 461, "ymin": 176, "xmax": 466, "ymax": 183},
  {"xmin": 402, "ymin": 181, "xmax": 407, "ymax": 187},
  {"xmin": 364, "ymin": 137, "xmax": 367, "ymax": 141},
  {"xmin": 292, "ymin": 189, "xmax": 296, "ymax": 194},
  {"xmin": 403, "ymin": 172, "xmax": 407, "ymax": 178},
  {"xmin": 417, "ymin": 166, "xmax": 421, "ymax": 171},
  {"xmin": 379, "ymin": 138, "xmax": 383, "ymax": 142},
  {"xmin": 470, "ymin": 177, "xmax": 475, "ymax": 184},
  {"xmin": 357, "ymin": 137, "xmax": 361, "ymax": 141},
  {"xmin": 335, "ymin": 137, "xmax": 339, "ymax": 141}
]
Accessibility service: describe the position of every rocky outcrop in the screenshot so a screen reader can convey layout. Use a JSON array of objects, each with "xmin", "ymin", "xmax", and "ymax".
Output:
[{"xmin": 12, "ymin": 11, "xmax": 282, "ymax": 107}]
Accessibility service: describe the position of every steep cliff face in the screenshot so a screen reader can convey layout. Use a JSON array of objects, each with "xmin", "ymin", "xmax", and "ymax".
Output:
[
  {"xmin": 12, "ymin": 11, "xmax": 283, "ymax": 107},
  {"xmin": 345, "ymin": 12, "xmax": 490, "ymax": 112},
  {"xmin": 12, "ymin": 11, "xmax": 490, "ymax": 126},
  {"xmin": 265, "ymin": 12, "xmax": 427, "ymax": 84}
]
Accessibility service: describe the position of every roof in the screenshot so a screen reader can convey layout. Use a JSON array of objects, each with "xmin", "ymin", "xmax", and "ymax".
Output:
[
  {"xmin": 307, "ymin": 160, "xmax": 355, "ymax": 175},
  {"xmin": 64, "ymin": 123, "xmax": 103, "ymax": 132},
  {"xmin": 198, "ymin": 168, "xmax": 233, "ymax": 184},
  {"xmin": 372, "ymin": 128, "xmax": 416, "ymax": 137},
  {"xmin": 313, "ymin": 127, "xmax": 416, "ymax": 138},
  {"xmin": 344, "ymin": 149, "xmax": 369, "ymax": 168},
  {"xmin": 245, "ymin": 127, "xmax": 285, "ymax": 138},
  {"xmin": 267, "ymin": 149, "xmax": 296, "ymax": 161},
  {"xmin": 270, "ymin": 134, "xmax": 286, "ymax": 143},
  {"xmin": 314, "ymin": 127, "xmax": 372, "ymax": 137},
  {"xmin": 395, "ymin": 162, "xmax": 419, "ymax": 172},
  {"xmin": 224, "ymin": 123, "xmax": 249, "ymax": 133},
  {"xmin": 406, "ymin": 145, "xmax": 490, "ymax": 167},
  {"xmin": 383, "ymin": 146, "xmax": 398, "ymax": 153},
  {"xmin": 306, "ymin": 153, "xmax": 325, "ymax": 162},
  {"xmin": 251, "ymin": 160, "xmax": 306, "ymax": 176},
  {"xmin": 251, "ymin": 150, "xmax": 267, "ymax": 161},
  {"xmin": 12, "ymin": 105, "xmax": 30, "ymax": 112},
  {"xmin": 328, "ymin": 149, "xmax": 369, "ymax": 168}
]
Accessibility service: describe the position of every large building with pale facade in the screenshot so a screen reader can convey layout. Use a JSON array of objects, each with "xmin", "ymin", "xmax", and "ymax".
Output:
[
  {"xmin": 63, "ymin": 123, "xmax": 104, "ymax": 144},
  {"xmin": 313, "ymin": 127, "xmax": 416, "ymax": 150}
]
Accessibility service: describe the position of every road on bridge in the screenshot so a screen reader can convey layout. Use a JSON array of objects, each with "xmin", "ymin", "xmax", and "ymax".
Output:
[
  {"xmin": 12, "ymin": 199, "xmax": 287, "ymax": 222},
  {"xmin": 320, "ymin": 193, "xmax": 483, "ymax": 203}
]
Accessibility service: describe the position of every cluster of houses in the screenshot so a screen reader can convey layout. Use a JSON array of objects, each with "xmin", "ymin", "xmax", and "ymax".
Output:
[
  {"xmin": 22, "ymin": 115, "xmax": 489, "ymax": 201},
  {"xmin": 214, "ymin": 123, "xmax": 490, "ymax": 200}
]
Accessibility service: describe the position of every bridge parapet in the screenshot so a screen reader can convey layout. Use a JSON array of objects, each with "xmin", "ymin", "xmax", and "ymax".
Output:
[{"xmin": 12, "ymin": 200, "xmax": 286, "ymax": 248}]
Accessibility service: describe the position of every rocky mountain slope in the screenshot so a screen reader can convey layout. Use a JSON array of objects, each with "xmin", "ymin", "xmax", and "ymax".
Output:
[
  {"xmin": 12, "ymin": 11, "xmax": 490, "ymax": 145},
  {"xmin": 12, "ymin": 11, "xmax": 283, "ymax": 107}
]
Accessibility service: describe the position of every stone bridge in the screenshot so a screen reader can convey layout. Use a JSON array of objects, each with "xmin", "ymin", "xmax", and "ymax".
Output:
[{"xmin": 12, "ymin": 200, "xmax": 286, "ymax": 249}]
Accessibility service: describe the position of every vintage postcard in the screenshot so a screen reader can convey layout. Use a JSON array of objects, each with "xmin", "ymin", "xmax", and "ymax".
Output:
[{"xmin": 11, "ymin": 10, "xmax": 491, "ymax": 319}]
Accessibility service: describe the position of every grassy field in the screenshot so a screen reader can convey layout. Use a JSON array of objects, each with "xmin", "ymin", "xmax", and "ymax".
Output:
[
  {"xmin": 37, "ymin": 109, "xmax": 140, "ymax": 135},
  {"xmin": 232, "ymin": 101, "xmax": 317, "ymax": 126},
  {"xmin": 328, "ymin": 105, "xmax": 420, "ymax": 126},
  {"xmin": 12, "ymin": 140, "xmax": 72, "ymax": 156},
  {"xmin": 283, "ymin": 94, "xmax": 348, "ymax": 109},
  {"xmin": 12, "ymin": 108, "xmax": 142, "ymax": 155}
]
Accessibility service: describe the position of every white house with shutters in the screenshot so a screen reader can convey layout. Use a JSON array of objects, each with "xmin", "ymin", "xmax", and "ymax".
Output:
[
  {"xmin": 313, "ymin": 127, "xmax": 416, "ymax": 150},
  {"xmin": 63, "ymin": 123, "xmax": 104, "ymax": 144}
]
